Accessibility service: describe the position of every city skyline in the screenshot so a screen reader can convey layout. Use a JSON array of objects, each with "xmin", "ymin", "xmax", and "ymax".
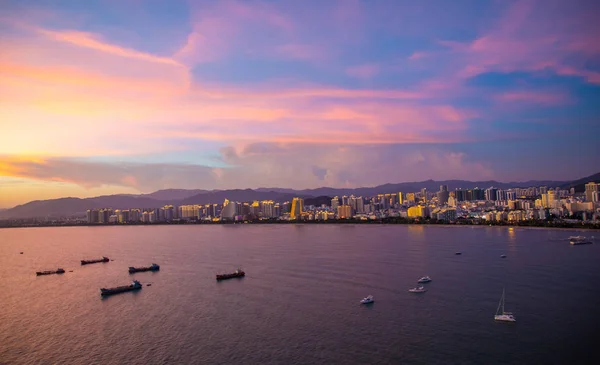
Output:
[{"xmin": 1, "ymin": 1, "xmax": 600, "ymax": 208}]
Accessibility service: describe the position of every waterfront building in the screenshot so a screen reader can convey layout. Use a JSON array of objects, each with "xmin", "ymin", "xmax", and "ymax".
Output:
[
  {"xmin": 585, "ymin": 182, "xmax": 599, "ymax": 202},
  {"xmin": 331, "ymin": 196, "xmax": 339, "ymax": 211},
  {"xmin": 337, "ymin": 205, "xmax": 352, "ymax": 219},
  {"xmin": 290, "ymin": 197, "xmax": 304, "ymax": 219}
]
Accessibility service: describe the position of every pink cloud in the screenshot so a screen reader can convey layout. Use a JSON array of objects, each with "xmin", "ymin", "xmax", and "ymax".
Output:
[
  {"xmin": 408, "ymin": 52, "xmax": 426, "ymax": 61},
  {"xmin": 437, "ymin": 0, "xmax": 600, "ymax": 84},
  {"xmin": 346, "ymin": 64, "xmax": 380, "ymax": 79}
]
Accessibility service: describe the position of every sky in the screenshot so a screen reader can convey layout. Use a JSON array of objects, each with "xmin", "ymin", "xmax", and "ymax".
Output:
[{"xmin": 1, "ymin": 0, "xmax": 599, "ymax": 208}]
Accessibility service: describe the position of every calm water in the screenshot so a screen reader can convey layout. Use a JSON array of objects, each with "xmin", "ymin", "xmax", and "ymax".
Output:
[{"xmin": 1, "ymin": 225, "xmax": 599, "ymax": 364}]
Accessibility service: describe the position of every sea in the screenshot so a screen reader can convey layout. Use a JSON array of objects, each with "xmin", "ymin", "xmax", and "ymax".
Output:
[{"xmin": 1, "ymin": 224, "xmax": 599, "ymax": 365}]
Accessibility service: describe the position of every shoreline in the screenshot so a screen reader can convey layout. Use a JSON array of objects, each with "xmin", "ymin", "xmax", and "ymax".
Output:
[{"xmin": 1, "ymin": 220, "xmax": 598, "ymax": 231}]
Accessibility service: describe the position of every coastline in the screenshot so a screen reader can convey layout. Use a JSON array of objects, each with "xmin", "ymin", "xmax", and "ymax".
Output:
[{"xmin": 1, "ymin": 219, "xmax": 598, "ymax": 231}]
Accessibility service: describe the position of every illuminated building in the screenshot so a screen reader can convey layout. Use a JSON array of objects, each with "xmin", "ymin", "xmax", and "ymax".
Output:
[
  {"xmin": 337, "ymin": 205, "xmax": 352, "ymax": 218},
  {"xmin": 290, "ymin": 197, "xmax": 304, "ymax": 219}
]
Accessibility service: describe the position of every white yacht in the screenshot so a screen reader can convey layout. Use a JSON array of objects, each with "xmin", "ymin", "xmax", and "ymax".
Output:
[
  {"xmin": 494, "ymin": 288, "xmax": 516, "ymax": 322},
  {"xmin": 408, "ymin": 286, "xmax": 427, "ymax": 293},
  {"xmin": 417, "ymin": 276, "xmax": 432, "ymax": 283},
  {"xmin": 569, "ymin": 236, "xmax": 592, "ymax": 245},
  {"xmin": 360, "ymin": 295, "xmax": 374, "ymax": 304}
]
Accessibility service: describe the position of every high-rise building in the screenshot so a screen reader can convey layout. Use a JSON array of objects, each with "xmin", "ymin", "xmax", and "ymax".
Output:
[
  {"xmin": 496, "ymin": 189, "xmax": 507, "ymax": 201},
  {"xmin": 221, "ymin": 199, "xmax": 237, "ymax": 220},
  {"xmin": 437, "ymin": 185, "xmax": 449, "ymax": 205},
  {"xmin": 397, "ymin": 192, "xmax": 403, "ymax": 205},
  {"xmin": 331, "ymin": 196, "xmax": 339, "ymax": 211},
  {"xmin": 585, "ymin": 182, "xmax": 599, "ymax": 202},
  {"xmin": 406, "ymin": 192, "xmax": 416, "ymax": 203},
  {"xmin": 454, "ymin": 189, "xmax": 465, "ymax": 202},
  {"xmin": 421, "ymin": 188, "xmax": 427, "ymax": 203},
  {"xmin": 262, "ymin": 200, "xmax": 274, "ymax": 218},
  {"xmin": 290, "ymin": 197, "xmax": 304, "ymax": 219},
  {"xmin": 337, "ymin": 205, "xmax": 352, "ymax": 218},
  {"xmin": 484, "ymin": 187, "xmax": 498, "ymax": 202},
  {"xmin": 593, "ymin": 191, "xmax": 599, "ymax": 203},
  {"xmin": 472, "ymin": 188, "xmax": 484, "ymax": 201}
]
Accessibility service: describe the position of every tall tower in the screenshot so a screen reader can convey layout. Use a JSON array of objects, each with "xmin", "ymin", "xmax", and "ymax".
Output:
[
  {"xmin": 585, "ymin": 182, "xmax": 599, "ymax": 202},
  {"xmin": 290, "ymin": 197, "xmax": 304, "ymax": 219}
]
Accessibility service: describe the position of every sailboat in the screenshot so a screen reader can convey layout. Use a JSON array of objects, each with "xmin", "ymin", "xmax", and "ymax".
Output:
[{"xmin": 494, "ymin": 288, "xmax": 516, "ymax": 322}]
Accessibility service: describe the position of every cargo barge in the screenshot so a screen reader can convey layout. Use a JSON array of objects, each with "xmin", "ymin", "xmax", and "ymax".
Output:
[
  {"xmin": 36, "ymin": 268, "xmax": 65, "ymax": 276},
  {"xmin": 81, "ymin": 256, "xmax": 110, "ymax": 265},
  {"xmin": 216, "ymin": 268, "xmax": 245, "ymax": 280},
  {"xmin": 129, "ymin": 263, "xmax": 160, "ymax": 274},
  {"xmin": 100, "ymin": 280, "xmax": 142, "ymax": 296}
]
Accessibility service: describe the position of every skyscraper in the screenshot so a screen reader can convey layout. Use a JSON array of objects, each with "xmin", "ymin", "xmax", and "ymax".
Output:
[
  {"xmin": 397, "ymin": 192, "xmax": 403, "ymax": 205},
  {"xmin": 290, "ymin": 197, "xmax": 304, "ymax": 219},
  {"xmin": 437, "ymin": 185, "xmax": 449, "ymax": 205},
  {"xmin": 421, "ymin": 188, "xmax": 427, "ymax": 203},
  {"xmin": 484, "ymin": 187, "xmax": 498, "ymax": 201},
  {"xmin": 585, "ymin": 182, "xmax": 599, "ymax": 202},
  {"xmin": 331, "ymin": 196, "xmax": 339, "ymax": 211},
  {"xmin": 337, "ymin": 205, "xmax": 352, "ymax": 218},
  {"xmin": 220, "ymin": 199, "xmax": 237, "ymax": 220}
]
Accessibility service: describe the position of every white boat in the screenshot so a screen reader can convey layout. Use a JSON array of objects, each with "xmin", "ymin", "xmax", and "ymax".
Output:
[
  {"xmin": 569, "ymin": 236, "xmax": 592, "ymax": 245},
  {"xmin": 417, "ymin": 276, "xmax": 432, "ymax": 283},
  {"xmin": 408, "ymin": 286, "xmax": 427, "ymax": 293},
  {"xmin": 494, "ymin": 288, "xmax": 516, "ymax": 322},
  {"xmin": 360, "ymin": 295, "xmax": 374, "ymax": 304}
]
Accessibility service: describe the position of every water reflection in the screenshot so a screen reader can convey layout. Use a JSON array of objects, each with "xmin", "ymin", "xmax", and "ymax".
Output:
[{"xmin": 507, "ymin": 227, "xmax": 517, "ymax": 252}]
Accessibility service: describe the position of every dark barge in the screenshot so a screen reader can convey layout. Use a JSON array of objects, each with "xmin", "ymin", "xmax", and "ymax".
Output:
[
  {"xmin": 129, "ymin": 263, "xmax": 160, "ymax": 274},
  {"xmin": 100, "ymin": 280, "xmax": 142, "ymax": 296},
  {"xmin": 36, "ymin": 268, "xmax": 65, "ymax": 276},
  {"xmin": 81, "ymin": 256, "xmax": 110, "ymax": 265},
  {"xmin": 216, "ymin": 268, "xmax": 245, "ymax": 280}
]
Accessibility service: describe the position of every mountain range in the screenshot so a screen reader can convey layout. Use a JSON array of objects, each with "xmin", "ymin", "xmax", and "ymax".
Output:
[{"xmin": 1, "ymin": 173, "xmax": 598, "ymax": 219}]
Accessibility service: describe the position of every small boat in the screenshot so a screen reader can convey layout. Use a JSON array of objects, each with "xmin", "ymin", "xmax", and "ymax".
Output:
[
  {"xmin": 417, "ymin": 276, "xmax": 432, "ymax": 283},
  {"xmin": 81, "ymin": 256, "xmax": 110, "ymax": 265},
  {"xmin": 36, "ymin": 268, "xmax": 65, "ymax": 276},
  {"xmin": 19, "ymin": 252, "xmax": 23, "ymax": 254},
  {"xmin": 500, "ymin": 254, "xmax": 507, "ymax": 258},
  {"xmin": 360, "ymin": 295, "xmax": 374, "ymax": 304},
  {"xmin": 408, "ymin": 286, "xmax": 427, "ymax": 293},
  {"xmin": 128, "ymin": 263, "xmax": 160, "ymax": 273},
  {"xmin": 216, "ymin": 268, "xmax": 245, "ymax": 280},
  {"xmin": 455, "ymin": 252, "xmax": 462, "ymax": 255},
  {"xmin": 494, "ymin": 288, "xmax": 516, "ymax": 322},
  {"xmin": 569, "ymin": 236, "xmax": 592, "ymax": 245},
  {"xmin": 100, "ymin": 280, "xmax": 142, "ymax": 296}
]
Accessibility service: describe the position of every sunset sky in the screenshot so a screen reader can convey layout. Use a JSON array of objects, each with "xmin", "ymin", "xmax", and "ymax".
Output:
[{"xmin": 1, "ymin": 0, "xmax": 599, "ymax": 208}]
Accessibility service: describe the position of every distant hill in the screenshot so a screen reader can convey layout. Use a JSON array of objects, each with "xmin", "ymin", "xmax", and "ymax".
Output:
[
  {"xmin": 559, "ymin": 172, "xmax": 600, "ymax": 192},
  {"xmin": 141, "ymin": 189, "xmax": 210, "ymax": 201},
  {"xmin": 0, "ymin": 174, "xmax": 594, "ymax": 219}
]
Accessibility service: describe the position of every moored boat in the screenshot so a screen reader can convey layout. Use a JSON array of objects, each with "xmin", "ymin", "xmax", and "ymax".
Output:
[
  {"xmin": 360, "ymin": 295, "xmax": 374, "ymax": 304},
  {"xmin": 36, "ymin": 268, "xmax": 65, "ymax": 276},
  {"xmin": 100, "ymin": 280, "xmax": 142, "ymax": 296},
  {"xmin": 494, "ymin": 288, "xmax": 516, "ymax": 322},
  {"xmin": 569, "ymin": 236, "xmax": 592, "ymax": 245},
  {"xmin": 417, "ymin": 276, "xmax": 432, "ymax": 283},
  {"xmin": 81, "ymin": 256, "xmax": 110, "ymax": 265},
  {"xmin": 216, "ymin": 268, "xmax": 245, "ymax": 280},
  {"xmin": 129, "ymin": 263, "xmax": 160, "ymax": 273}
]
